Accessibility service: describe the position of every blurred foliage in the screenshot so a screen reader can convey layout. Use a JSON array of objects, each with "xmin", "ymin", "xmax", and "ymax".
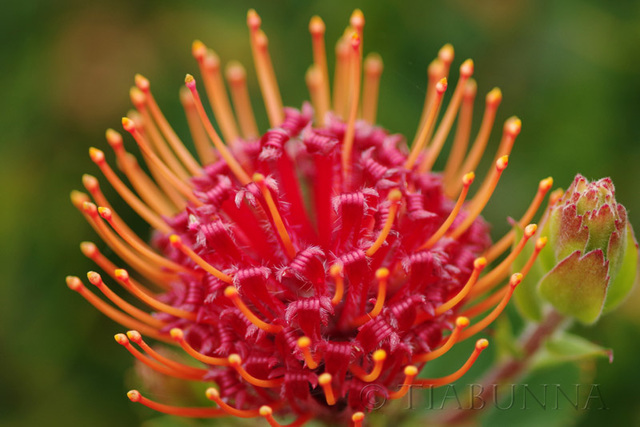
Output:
[{"xmin": 1, "ymin": 0, "xmax": 639, "ymax": 426}]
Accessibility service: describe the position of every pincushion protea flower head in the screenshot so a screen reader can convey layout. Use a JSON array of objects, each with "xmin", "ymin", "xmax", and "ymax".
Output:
[{"xmin": 67, "ymin": 9, "xmax": 554, "ymax": 426}]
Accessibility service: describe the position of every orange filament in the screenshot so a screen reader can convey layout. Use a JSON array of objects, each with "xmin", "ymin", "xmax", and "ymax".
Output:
[
  {"xmin": 82, "ymin": 183, "xmax": 171, "ymax": 284},
  {"xmin": 122, "ymin": 338, "xmax": 200, "ymax": 381},
  {"xmin": 184, "ymin": 75, "xmax": 252, "ymax": 186},
  {"xmin": 492, "ymin": 116, "xmax": 522, "ymax": 162},
  {"xmin": 446, "ymin": 87, "xmax": 502, "ymax": 197},
  {"xmin": 131, "ymin": 91, "xmax": 194, "ymax": 184},
  {"xmin": 134, "ymin": 75, "xmax": 203, "ymax": 177},
  {"xmin": 470, "ymin": 224, "xmax": 537, "ymax": 297},
  {"xmin": 350, "ymin": 9, "xmax": 365, "ymax": 46},
  {"xmin": 77, "ymin": 202, "xmax": 142, "ymax": 282},
  {"xmin": 419, "ymin": 59, "xmax": 474, "ymax": 173},
  {"xmin": 192, "ymin": 44, "xmax": 240, "ymax": 144},
  {"xmin": 362, "ymin": 53, "xmax": 383, "ymax": 124},
  {"xmin": 253, "ymin": 174, "xmax": 297, "ymax": 258},
  {"xmin": 70, "ymin": 189, "xmax": 90, "ymax": 210},
  {"xmin": 332, "ymin": 37, "xmax": 350, "ymax": 117},
  {"xmin": 414, "ymin": 339, "xmax": 489, "ymax": 387},
  {"xmin": 367, "ymin": 268, "xmax": 389, "ymax": 318},
  {"xmin": 466, "ymin": 117, "xmax": 521, "ymax": 213},
  {"xmin": 98, "ymin": 207, "xmax": 191, "ymax": 274},
  {"xmin": 170, "ymin": 328, "xmax": 230, "ymax": 366},
  {"xmin": 306, "ymin": 65, "xmax": 327, "ymax": 126},
  {"xmin": 70, "ymin": 190, "xmax": 89, "ymax": 211},
  {"xmin": 523, "ymin": 237, "xmax": 547, "ymax": 276},
  {"xmin": 225, "ymin": 61, "xmax": 259, "ymax": 139},
  {"xmin": 80, "ymin": 201, "xmax": 178, "ymax": 285},
  {"xmin": 465, "ymin": 118, "xmax": 522, "ymax": 216},
  {"xmin": 89, "ymin": 148, "xmax": 172, "ymax": 233},
  {"xmin": 405, "ymin": 78, "xmax": 448, "ymax": 170},
  {"xmin": 247, "ymin": 10, "xmax": 284, "ymax": 127},
  {"xmin": 66, "ymin": 276, "xmax": 169, "ymax": 343},
  {"xmin": 419, "ymin": 172, "xmax": 475, "ymax": 250},
  {"xmin": 549, "ymin": 188, "xmax": 564, "ymax": 207},
  {"xmin": 115, "ymin": 269, "xmax": 197, "ymax": 321},
  {"xmin": 84, "ymin": 168, "xmax": 176, "ymax": 270},
  {"xmin": 116, "ymin": 333, "xmax": 206, "ymax": 380},
  {"xmin": 259, "ymin": 405, "xmax": 276, "ymax": 425},
  {"xmin": 130, "ymin": 86, "xmax": 192, "ymax": 183},
  {"xmin": 463, "ymin": 239, "xmax": 545, "ymax": 319},
  {"xmin": 87, "ymin": 271, "xmax": 165, "ymax": 328},
  {"xmin": 105, "ymin": 128, "xmax": 177, "ymax": 216},
  {"xmin": 228, "ymin": 354, "xmax": 284, "ymax": 388},
  {"xmin": 438, "ymin": 43, "xmax": 455, "ymax": 75},
  {"xmin": 350, "ymin": 349, "xmax": 386, "ymax": 382},
  {"xmin": 352, "ymin": 412, "xmax": 365, "ymax": 427},
  {"xmin": 366, "ymin": 189, "xmax": 402, "ymax": 256},
  {"xmin": 309, "ymin": 16, "xmax": 330, "ymax": 126},
  {"xmin": 462, "ymin": 287, "xmax": 506, "ymax": 320},
  {"xmin": 205, "ymin": 387, "xmax": 262, "ymax": 418},
  {"xmin": 260, "ymin": 406, "xmax": 312, "ymax": 427},
  {"xmin": 81, "ymin": 241, "xmax": 141, "ymax": 288},
  {"xmin": 330, "ymin": 264, "xmax": 345, "ymax": 306},
  {"xmin": 448, "ymin": 155, "xmax": 509, "ymax": 239},
  {"xmin": 82, "ymin": 174, "xmax": 147, "ymax": 248},
  {"xmin": 485, "ymin": 177, "xmax": 553, "ymax": 262},
  {"xmin": 443, "ymin": 78, "xmax": 477, "ymax": 186},
  {"xmin": 417, "ymin": 57, "xmax": 445, "ymax": 135},
  {"xmin": 224, "ymin": 286, "xmax": 283, "ymax": 334},
  {"xmin": 180, "ymin": 86, "xmax": 217, "ymax": 165},
  {"xmin": 435, "ymin": 257, "xmax": 486, "ymax": 315},
  {"xmin": 413, "ymin": 317, "xmax": 469, "ymax": 363},
  {"xmin": 318, "ymin": 373, "xmax": 336, "ymax": 405},
  {"xmin": 413, "ymin": 257, "xmax": 483, "ymax": 324},
  {"xmin": 121, "ymin": 118, "xmax": 202, "ymax": 205},
  {"xmin": 191, "ymin": 39, "xmax": 206, "ymax": 59},
  {"xmin": 140, "ymin": 151, "xmax": 189, "ymax": 211},
  {"xmin": 169, "ymin": 235, "xmax": 233, "ymax": 283},
  {"xmin": 460, "ymin": 274, "xmax": 522, "ymax": 341},
  {"xmin": 88, "ymin": 236, "xmax": 171, "ymax": 289},
  {"xmin": 341, "ymin": 32, "xmax": 363, "ymax": 187},
  {"xmin": 127, "ymin": 390, "xmax": 225, "ymax": 418},
  {"xmin": 126, "ymin": 330, "xmax": 208, "ymax": 377},
  {"xmin": 126, "ymin": 149, "xmax": 185, "ymax": 213},
  {"xmin": 297, "ymin": 336, "xmax": 319, "ymax": 369},
  {"xmin": 258, "ymin": 29, "xmax": 284, "ymax": 127},
  {"xmin": 353, "ymin": 268, "xmax": 389, "ymax": 326},
  {"xmin": 415, "ymin": 44, "xmax": 453, "ymax": 144},
  {"xmin": 388, "ymin": 366, "xmax": 419, "ymax": 400}
]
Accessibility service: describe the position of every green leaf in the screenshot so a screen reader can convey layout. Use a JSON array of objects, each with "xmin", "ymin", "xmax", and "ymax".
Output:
[
  {"xmin": 481, "ymin": 361, "xmax": 584, "ymax": 427},
  {"xmin": 531, "ymin": 331, "xmax": 613, "ymax": 371},
  {"xmin": 538, "ymin": 249, "xmax": 609, "ymax": 324},
  {"xmin": 537, "ymin": 214, "xmax": 558, "ymax": 273},
  {"xmin": 583, "ymin": 204, "xmax": 617, "ymax": 254},
  {"xmin": 603, "ymin": 223, "xmax": 639, "ymax": 312}
]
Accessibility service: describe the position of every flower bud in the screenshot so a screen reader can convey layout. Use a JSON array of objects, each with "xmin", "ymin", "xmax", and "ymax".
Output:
[{"xmin": 531, "ymin": 175, "xmax": 639, "ymax": 324}]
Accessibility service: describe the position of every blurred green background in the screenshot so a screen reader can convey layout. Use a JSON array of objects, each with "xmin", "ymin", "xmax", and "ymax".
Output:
[{"xmin": 1, "ymin": 0, "xmax": 639, "ymax": 426}]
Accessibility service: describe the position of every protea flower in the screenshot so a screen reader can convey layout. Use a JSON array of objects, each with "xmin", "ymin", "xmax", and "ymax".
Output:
[{"xmin": 67, "ymin": 9, "xmax": 554, "ymax": 426}]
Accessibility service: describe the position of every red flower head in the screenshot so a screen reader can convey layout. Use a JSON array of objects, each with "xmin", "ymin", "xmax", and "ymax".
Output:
[{"xmin": 68, "ymin": 9, "xmax": 553, "ymax": 426}]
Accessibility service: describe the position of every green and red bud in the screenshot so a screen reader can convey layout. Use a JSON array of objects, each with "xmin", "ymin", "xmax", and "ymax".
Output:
[{"xmin": 515, "ymin": 175, "xmax": 639, "ymax": 324}]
